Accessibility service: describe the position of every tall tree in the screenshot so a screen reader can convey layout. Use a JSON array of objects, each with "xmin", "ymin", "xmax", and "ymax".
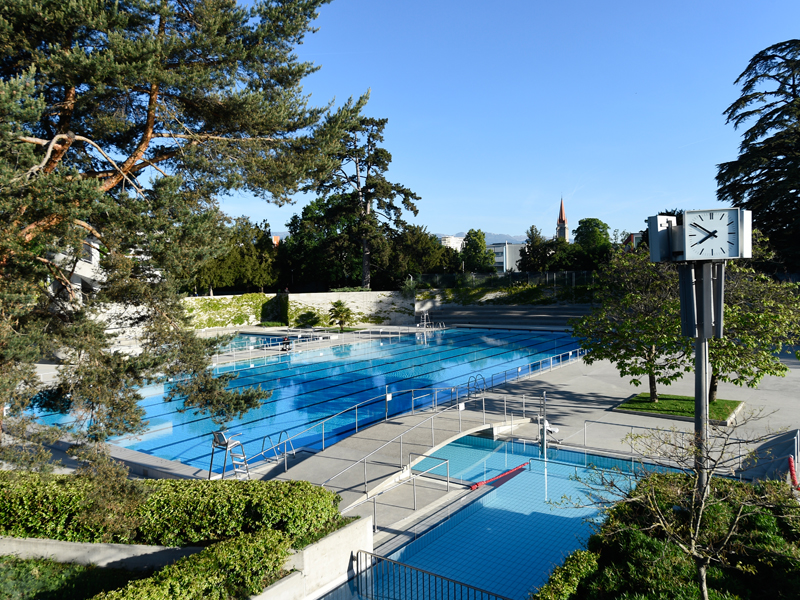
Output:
[
  {"xmin": 708, "ymin": 252, "xmax": 800, "ymax": 402},
  {"xmin": 461, "ymin": 229, "xmax": 495, "ymax": 273},
  {"xmin": 390, "ymin": 225, "xmax": 447, "ymax": 281},
  {"xmin": 570, "ymin": 247, "xmax": 694, "ymax": 402},
  {"xmin": 0, "ymin": 0, "xmax": 353, "ymax": 469},
  {"xmin": 517, "ymin": 224, "xmax": 550, "ymax": 272},
  {"xmin": 307, "ymin": 116, "xmax": 420, "ymax": 289},
  {"xmin": 717, "ymin": 39, "xmax": 800, "ymax": 271},
  {"xmin": 279, "ymin": 194, "xmax": 383, "ymax": 290}
]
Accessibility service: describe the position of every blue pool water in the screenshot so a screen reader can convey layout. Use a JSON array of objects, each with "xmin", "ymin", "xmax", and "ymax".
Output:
[
  {"xmin": 323, "ymin": 437, "xmax": 638, "ymax": 600},
  {"xmin": 42, "ymin": 328, "xmax": 579, "ymax": 472},
  {"xmin": 389, "ymin": 437, "xmax": 635, "ymax": 600}
]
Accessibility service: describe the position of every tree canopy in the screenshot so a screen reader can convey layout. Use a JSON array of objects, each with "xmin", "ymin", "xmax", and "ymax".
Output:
[
  {"xmin": 461, "ymin": 229, "xmax": 495, "ymax": 273},
  {"xmin": 570, "ymin": 247, "xmax": 693, "ymax": 402},
  {"xmin": 305, "ymin": 116, "xmax": 419, "ymax": 288},
  {"xmin": 717, "ymin": 39, "xmax": 800, "ymax": 271},
  {"xmin": 0, "ymin": 0, "xmax": 354, "ymax": 469}
]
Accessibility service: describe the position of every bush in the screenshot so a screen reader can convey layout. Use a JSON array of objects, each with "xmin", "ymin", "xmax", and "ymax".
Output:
[
  {"xmin": 530, "ymin": 550, "xmax": 598, "ymax": 600},
  {"xmin": 0, "ymin": 473, "xmax": 340, "ymax": 546},
  {"xmin": 94, "ymin": 529, "xmax": 291, "ymax": 600},
  {"xmin": 136, "ymin": 479, "xmax": 340, "ymax": 546}
]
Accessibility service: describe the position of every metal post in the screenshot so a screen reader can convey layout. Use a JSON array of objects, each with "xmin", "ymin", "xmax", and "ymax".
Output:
[
  {"xmin": 355, "ymin": 406, "xmax": 358, "ymax": 433},
  {"xmin": 284, "ymin": 441, "xmax": 288, "ymax": 472},
  {"xmin": 482, "ymin": 394, "xmax": 486, "ymax": 425},
  {"xmin": 373, "ymin": 498, "xmax": 377, "ymax": 532},
  {"xmin": 400, "ymin": 436, "xmax": 403, "ymax": 468},
  {"xmin": 523, "ymin": 395, "xmax": 526, "ymax": 418},
  {"xmin": 364, "ymin": 460, "xmax": 368, "ymax": 494},
  {"xmin": 322, "ymin": 422, "xmax": 325, "ymax": 450},
  {"xmin": 504, "ymin": 395, "xmax": 507, "ymax": 421},
  {"xmin": 412, "ymin": 475, "xmax": 417, "ymax": 510},
  {"xmin": 446, "ymin": 461, "xmax": 450, "ymax": 492},
  {"xmin": 431, "ymin": 416, "xmax": 435, "ymax": 447}
]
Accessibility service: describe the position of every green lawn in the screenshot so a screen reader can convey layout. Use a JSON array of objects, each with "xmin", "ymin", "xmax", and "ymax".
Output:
[
  {"xmin": 617, "ymin": 393, "xmax": 741, "ymax": 421},
  {"xmin": 0, "ymin": 556, "xmax": 148, "ymax": 600}
]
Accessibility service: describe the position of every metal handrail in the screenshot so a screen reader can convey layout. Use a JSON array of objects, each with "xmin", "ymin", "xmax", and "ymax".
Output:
[
  {"xmin": 228, "ymin": 344, "xmax": 587, "ymax": 474},
  {"xmin": 322, "ymin": 397, "xmax": 485, "ymax": 489},
  {"xmin": 355, "ymin": 551, "xmax": 512, "ymax": 600},
  {"xmin": 342, "ymin": 455, "xmax": 450, "ymax": 525}
]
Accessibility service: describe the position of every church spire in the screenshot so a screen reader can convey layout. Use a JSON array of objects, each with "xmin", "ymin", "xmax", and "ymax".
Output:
[{"xmin": 556, "ymin": 198, "xmax": 569, "ymax": 241}]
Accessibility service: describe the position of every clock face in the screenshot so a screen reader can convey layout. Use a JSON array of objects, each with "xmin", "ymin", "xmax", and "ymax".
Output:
[{"xmin": 684, "ymin": 209, "xmax": 740, "ymax": 260}]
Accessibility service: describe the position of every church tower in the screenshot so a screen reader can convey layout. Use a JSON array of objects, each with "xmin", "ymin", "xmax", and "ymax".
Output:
[{"xmin": 556, "ymin": 198, "xmax": 568, "ymax": 242}]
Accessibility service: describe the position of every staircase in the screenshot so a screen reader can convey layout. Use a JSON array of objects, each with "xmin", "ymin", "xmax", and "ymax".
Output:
[{"xmin": 416, "ymin": 302, "xmax": 591, "ymax": 329}]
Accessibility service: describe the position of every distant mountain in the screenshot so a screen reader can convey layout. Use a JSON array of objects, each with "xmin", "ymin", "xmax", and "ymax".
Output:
[{"xmin": 451, "ymin": 232, "xmax": 527, "ymax": 245}]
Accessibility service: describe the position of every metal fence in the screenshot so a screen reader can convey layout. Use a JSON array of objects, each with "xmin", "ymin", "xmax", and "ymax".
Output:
[
  {"xmin": 257, "ymin": 346, "xmax": 587, "ymax": 462},
  {"xmin": 354, "ymin": 551, "xmax": 512, "ymax": 600},
  {"xmin": 417, "ymin": 270, "xmax": 594, "ymax": 290}
]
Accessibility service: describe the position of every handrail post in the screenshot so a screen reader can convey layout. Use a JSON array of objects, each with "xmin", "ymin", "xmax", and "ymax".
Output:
[
  {"xmin": 523, "ymin": 395, "xmax": 526, "ymax": 419},
  {"xmin": 446, "ymin": 460, "xmax": 450, "ymax": 492},
  {"xmin": 284, "ymin": 441, "xmax": 288, "ymax": 472},
  {"xmin": 399, "ymin": 435, "xmax": 403, "ymax": 468},
  {"xmin": 431, "ymin": 416, "xmax": 434, "ymax": 447},
  {"xmin": 364, "ymin": 460, "xmax": 368, "ymax": 494},
  {"xmin": 412, "ymin": 474, "xmax": 417, "ymax": 511},
  {"xmin": 355, "ymin": 406, "xmax": 358, "ymax": 433},
  {"xmin": 322, "ymin": 422, "xmax": 325, "ymax": 450},
  {"xmin": 373, "ymin": 497, "xmax": 377, "ymax": 532},
  {"xmin": 483, "ymin": 394, "xmax": 486, "ymax": 425},
  {"xmin": 504, "ymin": 395, "xmax": 507, "ymax": 421}
]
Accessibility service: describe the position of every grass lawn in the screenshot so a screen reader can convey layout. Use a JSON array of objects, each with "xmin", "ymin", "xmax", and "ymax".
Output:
[
  {"xmin": 617, "ymin": 393, "xmax": 741, "ymax": 421},
  {"xmin": 0, "ymin": 556, "xmax": 148, "ymax": 600}
]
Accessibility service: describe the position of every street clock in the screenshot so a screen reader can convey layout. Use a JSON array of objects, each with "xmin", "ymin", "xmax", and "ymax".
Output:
[
  {"xmin": 683, "ymin": 208, "xmax": 751, "ymax": 260},
  {"xmin": 648, "ymin": 207, "xmax": 752, "ymax": 263}
]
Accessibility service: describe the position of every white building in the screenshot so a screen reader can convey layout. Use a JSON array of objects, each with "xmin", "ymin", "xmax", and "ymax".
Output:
[
  {"xmin": 487, "ymin": 242, "xmax": 525, "ymax": 272},
  {"xmin": 439, "ymin": 235, "xmax": 465, "ymax": 252}
]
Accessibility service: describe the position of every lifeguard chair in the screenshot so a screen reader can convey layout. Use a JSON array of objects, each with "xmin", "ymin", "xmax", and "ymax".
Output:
[{"xmin": 208, "ymin": 431, "xmax": 251, "ymax": 480}]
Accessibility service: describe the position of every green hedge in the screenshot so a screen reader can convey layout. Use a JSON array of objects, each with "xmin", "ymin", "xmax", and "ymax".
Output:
[
  {"xmin": 0, "ymin": 473, "xmax": 340, "ymax": 546},
  {"xmin": 135, "ymin": 479, "xmax": 340, "ymax": 546},
  {"xmin": 93, "ymin": 529, "xmax": 291, "ymax": 600},
  {"xmin": 529, "ymin": 550, "xmax": 598, "ymax": 600}
]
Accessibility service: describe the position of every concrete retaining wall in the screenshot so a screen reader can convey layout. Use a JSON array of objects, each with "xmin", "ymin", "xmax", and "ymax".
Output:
[
  {"xmin": 288, "ymin": 292, "xmax": 413, "ymax": 327},
  {"xmin": 0, "ymin": 536, "xmax": 203, "ymax": 571},
  {"xmin": 255, "ymin": 516, "xmax": 373, "ymax": 600},
  {"xmin": 1, "ymin": 516, "xmax": 373, "ymax": 600}
]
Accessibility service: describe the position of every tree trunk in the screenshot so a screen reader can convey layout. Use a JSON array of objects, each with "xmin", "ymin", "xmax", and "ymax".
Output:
[
  {"xmin": 696, "ymin": 560, "xmax": 709, "ymax": 600},
  {"xmin": 361, "ymin": 236, "xmax": 371, "ymax": 289},
  {"xmin": 708, "ymin": 371, "xmax": 718, "ymax": 403},
  {"xmin": 648, "ymin": 371, "xmax": 658, "ymax": 402}
]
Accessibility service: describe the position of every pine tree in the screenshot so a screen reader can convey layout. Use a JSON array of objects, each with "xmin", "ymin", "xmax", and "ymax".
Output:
[{"xmin": 0, "ymin": 0, "xmax": 357, "ymax": 469}]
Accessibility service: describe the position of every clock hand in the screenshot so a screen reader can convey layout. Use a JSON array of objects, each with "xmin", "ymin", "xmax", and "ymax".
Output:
[
  {"xmin": 691, "ymin": 222, "xmax": 714, "ymax": 235},
  {"xmin": 695, "ymin": 230, "xmax": 718, "ymax": 245}
]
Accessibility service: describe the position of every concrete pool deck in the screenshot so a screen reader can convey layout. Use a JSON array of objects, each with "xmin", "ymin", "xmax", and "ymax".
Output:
[
  {"xmin": 257, "ymin": 347, "xmax": 800, "ymax": 547},
  {"xmin": 27, "ymin": 328, "xmax": 799, "ymax": 548}
]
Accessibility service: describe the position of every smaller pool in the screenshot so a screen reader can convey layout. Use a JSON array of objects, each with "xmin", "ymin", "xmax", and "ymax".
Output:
[{"xmin": 389, "ymin": 437, "xmax": 638, "ymax": 600}]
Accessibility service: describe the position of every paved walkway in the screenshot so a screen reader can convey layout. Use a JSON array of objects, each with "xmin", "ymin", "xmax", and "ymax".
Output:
[{"xmin": 258, "ymin": 349, "xmax": 800, "ymax": 546}]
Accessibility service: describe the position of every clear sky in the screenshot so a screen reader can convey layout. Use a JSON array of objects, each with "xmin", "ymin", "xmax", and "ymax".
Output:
[{"xmin": 218, "ymin": 0, "xmax": 800, "ymax": 239}]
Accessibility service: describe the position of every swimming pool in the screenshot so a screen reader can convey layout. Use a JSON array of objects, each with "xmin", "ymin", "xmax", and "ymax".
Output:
[
  {"xmin": 42, "ymin": 328, "xmax": 579, "ymax": 472},
  {"xmin": 323, "ymin": 436, "xmax": 637, "ymax": 600},
  {"xmin": 391, "ymin": 437, "xmax": 634, "ymax": 599}
]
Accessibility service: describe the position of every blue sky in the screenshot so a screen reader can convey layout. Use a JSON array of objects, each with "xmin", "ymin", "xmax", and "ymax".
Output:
[{"xmin": 219, "ymin": 0, "xmax": 800, "ymax": 239}]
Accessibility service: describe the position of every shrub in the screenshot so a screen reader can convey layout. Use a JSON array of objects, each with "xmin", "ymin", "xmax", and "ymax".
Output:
[
  {"xmin": 529, "ymin": 550, "xmax": 598, "ymax": 600},
  {"xmin": 93, "ymin": 529, "xmax": 291, "ymax": 600},
  {"xmin": 0, "ymin": 473, "xmax": 340, "ymax": 547}
]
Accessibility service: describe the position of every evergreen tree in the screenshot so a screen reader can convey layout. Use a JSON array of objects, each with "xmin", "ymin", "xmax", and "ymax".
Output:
[
  {"xmin": 461, "ymin": 229, "xmax": 495, "ymax": 273},
  {"xmin": 717, "ymin": 39, "xmax": 800, "ymax": 271},
  {"xmin": 306, "ymin": 116, "xmax": 420, "ymax": 289},
  {"xmin": 0, "ymin": 0, "xmax": 355, "ymax": 469},
  {"xmin": 517, "ymin": 225, "xmax": 550, "ymax": 272}
]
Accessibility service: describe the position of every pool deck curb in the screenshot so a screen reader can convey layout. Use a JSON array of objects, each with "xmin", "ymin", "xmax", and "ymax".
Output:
[{"xmin": 614, "ymin": 400, "xmax": 746, "ymax": 427}]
